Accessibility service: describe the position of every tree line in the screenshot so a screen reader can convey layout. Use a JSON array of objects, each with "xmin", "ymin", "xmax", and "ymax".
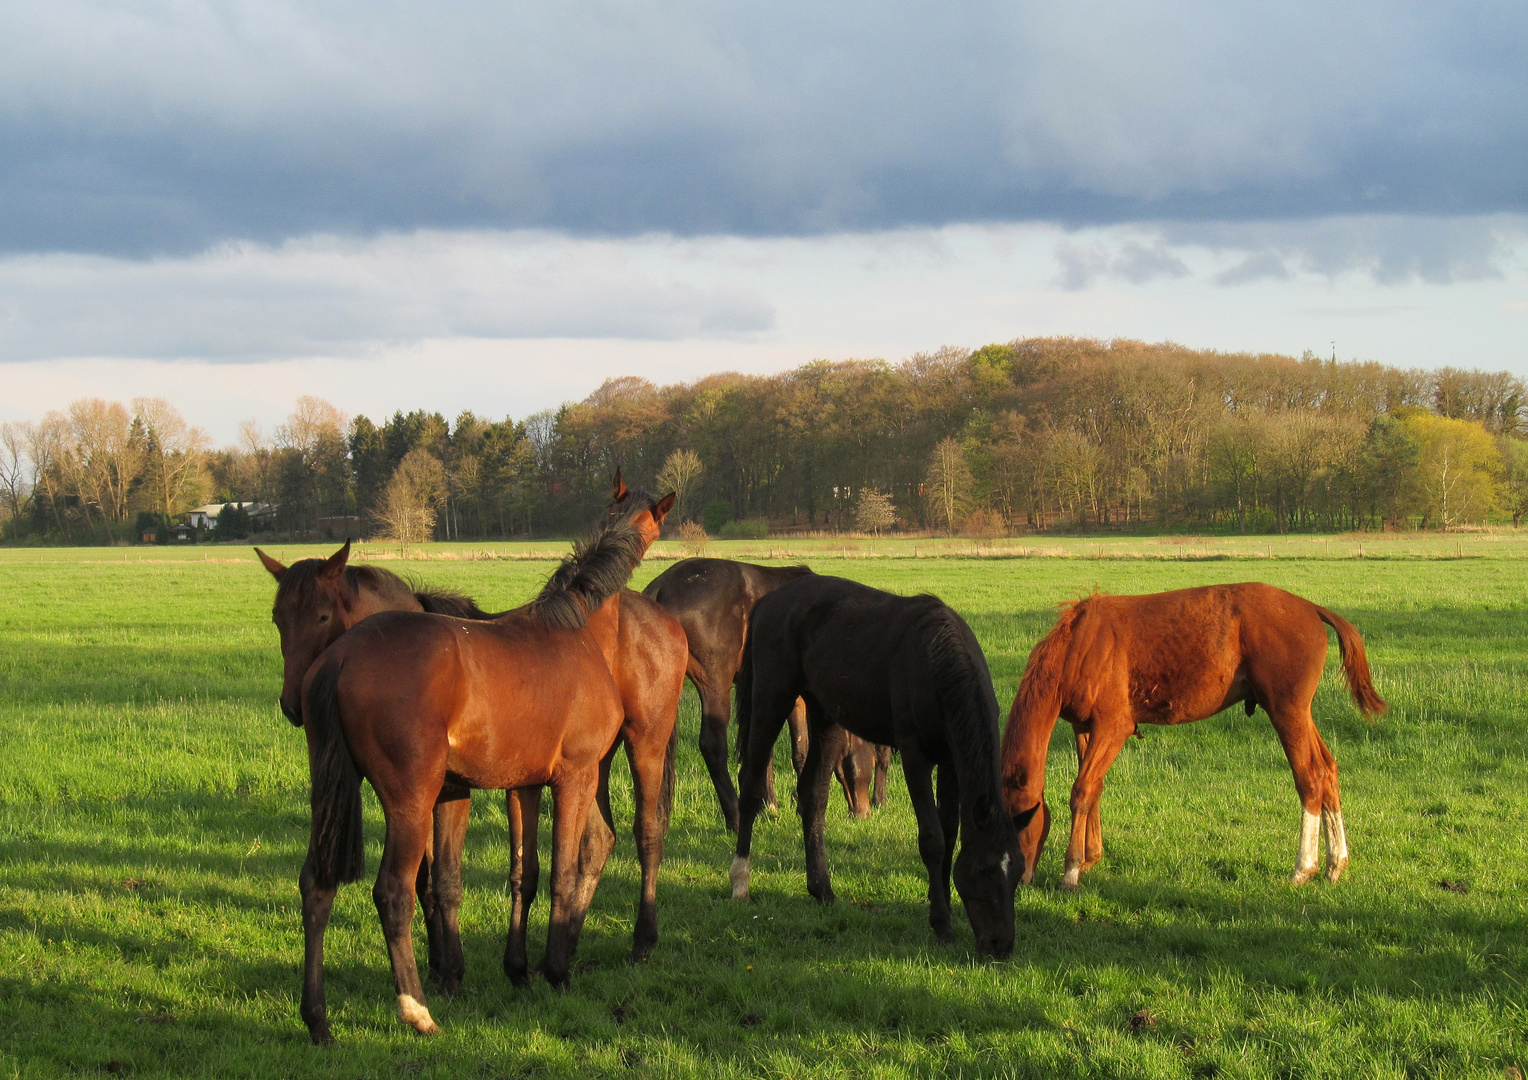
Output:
[{"xmin": 3, "ymin": 337, "xmax": 1528, "ymax": 544}]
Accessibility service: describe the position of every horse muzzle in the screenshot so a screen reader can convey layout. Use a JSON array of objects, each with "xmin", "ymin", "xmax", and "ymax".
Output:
[{"xmin": 279, "ymin": 697, "xmax": 303, "ymax": 726}]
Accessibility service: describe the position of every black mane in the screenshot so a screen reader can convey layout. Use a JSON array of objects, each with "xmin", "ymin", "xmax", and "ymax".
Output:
[
  {"xmin": 530, "ymin": 519, "xmax": 646, "ymax": 630},
  {"xmin": 275, "ymin": 557, "xmax": 495, "ymax": 619}
]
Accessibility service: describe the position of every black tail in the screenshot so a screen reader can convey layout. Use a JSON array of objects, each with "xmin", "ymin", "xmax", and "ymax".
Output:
[
  {"xmin": 304, "ymin": 658, "xmax": 365, "ymax": 889},
  {"xmin": 659, "ymin": 720, "xmax": 680, "ymax": 831}
]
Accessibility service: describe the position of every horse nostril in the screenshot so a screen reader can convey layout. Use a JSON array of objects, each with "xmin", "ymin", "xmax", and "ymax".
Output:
[{"xmin": 280, "ymin": 698, "xmax": 301, "ymax": 725}]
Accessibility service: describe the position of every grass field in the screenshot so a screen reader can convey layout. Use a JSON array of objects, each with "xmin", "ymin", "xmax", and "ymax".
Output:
[{"xmin": 1, "ymin": 538, "xmax": 1526, "ymax": 1078}]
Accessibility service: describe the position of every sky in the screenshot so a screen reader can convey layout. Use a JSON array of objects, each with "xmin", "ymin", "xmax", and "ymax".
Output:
[{"xmin": 2, "ymin": 1, "xmax": 1526, "ymax": 442}]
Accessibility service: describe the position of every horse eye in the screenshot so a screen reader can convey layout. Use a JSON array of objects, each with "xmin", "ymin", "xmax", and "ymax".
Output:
[{"xmin": 318, "ymin": 613, "xmax": 330, "ymax": 624}]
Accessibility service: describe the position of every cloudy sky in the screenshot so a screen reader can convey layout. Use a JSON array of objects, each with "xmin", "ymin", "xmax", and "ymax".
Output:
[{"xmin": 3, "ymin": 1, "xmax": 1526, "ymax": 440}]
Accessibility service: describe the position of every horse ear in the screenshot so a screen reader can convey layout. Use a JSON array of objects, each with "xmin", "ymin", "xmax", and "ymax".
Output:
[
  {"xmin": 321, "ymin": 540, "xmax": 351, "ymax": 579},
  {"xmin": 651, "ymin": 492, "xmax": 676, "ymax": 525},
  {"xmin": 611, "ymin": 469, "xmax": 628, "ymax": 502},
  {"xmin": 1012, "ymin": 802, "xmax": 1040, "ymax": 832},
  {"xmin": 254, "ymin": 547, "xmax": 286, "ymax": 580}
]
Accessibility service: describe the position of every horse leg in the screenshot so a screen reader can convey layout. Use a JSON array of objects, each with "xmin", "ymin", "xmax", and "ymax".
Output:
[
  {"xmin": 731, "ymin": 684, "xmax": 797, "ymax": 901},
  {"xmin": 871, "ymin": 744, "xmax": 892, "ymax": 808},
  {"xmin": 542, "ymin": 767, "xmax": 605, "ymax": 988},
  {"xmin": 696, "ymin": 680, "xmax": 740, "ymax": 832},
  {"xmin": 1074, "ymin": 730, "xmax": 1104, "ymax": 872},
  {"xmin": 798, "ymin": 722, "xmax": 846, "ymax": 903},
  {"xmin": 624, "ymin": 734, "xmax": 668, "ymax": 963},
  {"xmin": 503, "ymin": 786, "xmax": 541, "ymax": 988},
  {"xmin": 1270, "ymin": 706, "xmax": 1340, "ymax": 885},
  {"xmin": 1060, "ymin": 722, "xmax": 1129, "ymax": 891},
  {"xmin": 373, "ymin": 806, "xmax": 439, "ymax": 1035},
  {"xmin": 900, "ymin": 743, "xmax": 954, "ymax": 944},
  {"xmin": 1316, "ymin": 733, "xmax": 1348, "ymax": 882},
  {"xmin": 429, "ymin": 789, "xmax": 470, "ymax": 996},
  {"xmin": 298, "ymin": 856, "xmax": 338, "ymax": 1044}
]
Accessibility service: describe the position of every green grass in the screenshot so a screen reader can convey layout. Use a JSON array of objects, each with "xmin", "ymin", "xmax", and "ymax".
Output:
[{"xmin": 1, "ymin": 544, "xmax": 1526, "ymax": 1078}]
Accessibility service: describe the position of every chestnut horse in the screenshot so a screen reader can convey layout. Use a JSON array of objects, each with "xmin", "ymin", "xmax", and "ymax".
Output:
[
  {"xmin": 260, "ymin": 483, "xmax": 684, "ymax": 1005},
  {"xmin": 730, "ymin": 574, "xmax": 1034, "ymax": 958},
  {"xmin": 999, "ymin": 582, "xmax": 1386, "ymax": 892},
  {"xmin": 293, "ymin": 511, "xmax": 665, "ymax": 1043},
  {"xmin": 261, "ymin": 482, "xmax": 681, "ymax": 995},
  {"xmin": 643, "ymin": 557, "xmax": 892, "ymax": 828}
]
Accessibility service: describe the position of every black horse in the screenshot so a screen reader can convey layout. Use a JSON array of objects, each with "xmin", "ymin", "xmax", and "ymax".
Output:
[{"xmin": 729, "ymin": 574, "xmax": 1033, "ymax": 958}]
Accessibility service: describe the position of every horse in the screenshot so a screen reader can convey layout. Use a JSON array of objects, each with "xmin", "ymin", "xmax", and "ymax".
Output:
[
  {"xmin": 259, "ymin": 483, "xmax": 685, "ymax": 1002},
  {"xmin": 728, "ymin": 574, "xmax": 1034, "ymax": 958},
  {"xmin": 643, "ymin": 558, "xmax": 892, "ymax": 828},
  {"xmin": 291, "ymin": 508, "xmax": 667, "ymax": 1043},
  {"xmin": 834, "ymin": 735, "xmax": 893, "ymax": 819},
  {"xmin": 998, "ymin": 582, "xmax": 1387, "ymax": 892}
]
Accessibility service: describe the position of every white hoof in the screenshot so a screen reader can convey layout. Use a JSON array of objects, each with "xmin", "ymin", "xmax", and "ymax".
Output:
[
  {"xmin": 1059, "ymin": 867, "xmax": 1081, "ymax": 891},
  {"xmin": 397, "ymin": 994, "xmax": 440, "ymax": 1036},
  {"xmin": 730, "ymin": 855, "xmax": 750, "ymax": 900}
]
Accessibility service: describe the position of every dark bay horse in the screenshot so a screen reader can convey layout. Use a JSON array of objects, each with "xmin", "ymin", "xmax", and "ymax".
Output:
[
  {"xmin": 999, "ymin": 582, "xmax": 1387, "ymax": 891},
  {"xmin": 643, "ymin": 557, "xmax": 892, "ymax": 828},
  {"xmin": 293, "ymin": 512, "xmax": 663, "ymax": 1043},
  {"xmin": 259, "ymin": 486, "xmax": 685, "ymax": 996},
  {"xmin": 730, "ymin": 574, "xmax": 1033, "ymax": 958}
]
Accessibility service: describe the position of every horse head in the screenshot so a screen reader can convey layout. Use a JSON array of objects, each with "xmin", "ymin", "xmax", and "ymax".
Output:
[
  {"xmin": 258, "ymin": 541, "xmax": 356, "ymax": 725},
  {"xmin": 604, "ymin": 469, "xmax": 675, "ymax": 555},
  {"xmin": 952, "ymin": 791, "xmax": 1027, "ymax": 958}
]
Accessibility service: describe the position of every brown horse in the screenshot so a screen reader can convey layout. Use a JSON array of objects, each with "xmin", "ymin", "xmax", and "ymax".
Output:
[
  {"xmin": 260, "ymin": 483, "xmax": 684, "ymax": 1000},
  {"xmin": 999, "ymin": 582, "xmax": 1386, "ymax": 892},
  {"xmin": 293, "ymin": 510, "xmax": 663, "ymax": 1043},
  {"xmin": 643, "ymin": 557, "xmax": 892, "ymax": 828}
]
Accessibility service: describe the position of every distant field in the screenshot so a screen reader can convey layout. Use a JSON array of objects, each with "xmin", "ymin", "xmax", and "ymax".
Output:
[{"xmin": 1, "ymin": 542, "xmax": 1525, "ymax": 1078}]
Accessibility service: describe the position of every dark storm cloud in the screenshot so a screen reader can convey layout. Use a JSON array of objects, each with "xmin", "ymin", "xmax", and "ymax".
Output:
[{"xmin": 1, "ymin": 1, "xmax": 1526, "ymax": 256}]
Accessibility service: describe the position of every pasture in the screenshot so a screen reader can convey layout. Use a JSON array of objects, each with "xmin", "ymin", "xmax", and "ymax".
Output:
[{"xmin": 1, "ymin": 540, "xmax": 1525, "ymax": 1078}]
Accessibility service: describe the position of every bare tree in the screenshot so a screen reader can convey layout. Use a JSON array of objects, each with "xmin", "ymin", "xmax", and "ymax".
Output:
[
  {"xmin": 375, "ymin": 448, "xmax": 447, "ymax": 555},
  {"xmin": 656, "ymin": 448, "xmax": 704, "ymax": 519},
  {"xmin": 0, "ymin": 422, "xmax": 33, "ymax": 538},
  {"xmin": 65, "ymin": 398, "xmax": 141, "ymax": 532},
  {"xmin": 924, "ymin": 437, "xmax": 972, "ymax": 535},
  {"xmin": 276, "ymin": 395, "xmax": 348, "ymax": 457}
]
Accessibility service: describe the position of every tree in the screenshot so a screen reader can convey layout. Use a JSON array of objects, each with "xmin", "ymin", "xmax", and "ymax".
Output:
[
  {"xmin": 375, "ymin": 448, "xmax": 447, "ymax": 555},
  {"xmin": 1500, "ymin": 437, "xmax": 1528, "ymax": 527},
  {"xmin": 924, "ymin": 438, "xmax": 972, "ymax": 535},
  {"xmin": 656, "ymin": 448, "xmax": 704, "ymax": 520},
  {"xmin": 854, "ymin": 489, "xmax": 896, "ymax": 542},
  {"xmin": 133, "ymin": 397, "xmax": 211, "ymax": 518},
  {"xmin": 0, "ymin": 422, "xmax": 33, "ymax": 539},
  {"xmin": 1400, "ymin": 413, "xmax": 1502, "ymax": 528}
]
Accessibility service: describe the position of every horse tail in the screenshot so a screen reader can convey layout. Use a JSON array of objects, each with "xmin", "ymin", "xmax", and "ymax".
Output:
[
  {"xmin": 304, "ymin": 658, "xmax": 366, "ymax": 888},
  {"xmin": 919, "ymin": 606, "xmax": 1033, "ymax": 834},
  {"xmin": 659, "ymin": 713, "xmax": 680, "ymax": 831},
  {"xmin": 999, "ymin": 603, "xmax": 1082, "ymax": 818},
  {"xmin": 1315, "ymin": 606, "xmax": 1388, "ymax": 720}
]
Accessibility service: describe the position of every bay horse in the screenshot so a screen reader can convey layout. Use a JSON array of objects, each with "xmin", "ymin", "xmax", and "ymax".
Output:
[
  {"xmin": 258, "ymin": 484, "xmax": 685, "ymax": 1000},
  {"xmin": 729, "ymin": 574, "xmax": 1035, "ymax": 958},
  {"xmin": 643, "ymin": 558, "xmax": 892, "ymax": 828},
  {"xmin": 292, "ymin": 510, "xmax": 666, "ymax": 1043},
  {"xmin": 999, "ymin": 582, "xmax": 1387, "ymax": 892}
]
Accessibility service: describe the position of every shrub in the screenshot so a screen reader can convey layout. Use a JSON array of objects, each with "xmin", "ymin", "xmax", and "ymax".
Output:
[
  {"xmin": 702, "ymin": 500, "xmax": 734, "ymax": 534},
  {"xmin": 720, "ymin": 517, "xmax": 769, "ymax": 540},
  {"xmin": 677, "ymin": 520, "xmax": 710, "ymax": 556}
]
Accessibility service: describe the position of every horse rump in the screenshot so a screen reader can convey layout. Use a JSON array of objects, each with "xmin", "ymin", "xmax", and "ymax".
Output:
[{"xmin": 303, "ymin": 658, "xmax": 366, "ymax": 889}]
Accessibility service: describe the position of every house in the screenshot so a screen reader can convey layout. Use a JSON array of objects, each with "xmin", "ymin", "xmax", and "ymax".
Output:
[
  {"xmin": 187, "ymin": 502, "xmax": 275, "ymax": 530},
  {"xmin": 168, "ymin": 523, "xmax": 196, "ymax": 542}
]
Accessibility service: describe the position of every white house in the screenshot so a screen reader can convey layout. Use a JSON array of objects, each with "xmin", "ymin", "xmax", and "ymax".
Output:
[{"xmin": 187, "ymin": 502, "xmax": 274, "ymax": 529}]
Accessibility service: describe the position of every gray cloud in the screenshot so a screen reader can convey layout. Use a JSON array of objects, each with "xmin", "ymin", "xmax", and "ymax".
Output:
[
  {"xmin": 2, "ymin": 1, "xmax": 1527, "ymax": 255},
  {"xmin": 0, "ymin": 232, "xmax": 775, "ymax": 361},
  {"xmin": 1215, "ymin": 252, "xmax": 1290, "ymax": 286}
]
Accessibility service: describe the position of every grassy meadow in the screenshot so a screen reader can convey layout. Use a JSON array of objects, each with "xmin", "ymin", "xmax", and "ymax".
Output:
[{"xmin": 1, "ymin": 536, "xmax": 1526, "ymax": 1078}]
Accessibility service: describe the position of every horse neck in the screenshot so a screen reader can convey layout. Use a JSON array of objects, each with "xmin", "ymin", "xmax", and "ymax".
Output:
[
  {"xmin": 580, "ymin": 590, "xmax": 624, "ymax": 667},
  {"xmin": 347, "ymin": 576, "xmax": 424, "ymax": 629},
  {"xmin": 998, "ymin": 636, "xmax": 1069, "ymax": 815}
]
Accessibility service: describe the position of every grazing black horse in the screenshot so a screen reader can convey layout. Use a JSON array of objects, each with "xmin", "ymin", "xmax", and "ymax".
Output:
[
  {"xmin": 643, "ymin": 558, "xmax": 815, "ymax": 830},
  {"xmin": 729, "ymin": 574, "xmax": 1033, "ymax": 957}
]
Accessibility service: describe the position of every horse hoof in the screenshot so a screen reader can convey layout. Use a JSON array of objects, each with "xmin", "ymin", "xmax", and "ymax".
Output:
[
  {"xmin": 1289, "ymin": 867, "xmax": 1319, "ymax": 886},
  {"xmin": 1325, "ymin": 858, "xmax": 1347, "ymax": 884},
  {"xmin": 397, "ymin": 994, "xmax": 440, "ymax": 1036},
  {"xmin": 730, "ymin": 855, "xmax": 751, "ymax": 900},
  {"xmin": 306, "ymin": 1024, "xmax": 334, "ymax": 1046},
  {"xmin": 932, "ymin": 926, "xmax": 956, "ymax": 945},
  {"xmin": 1059, "ymin": 869, "xmax": 1082, "ymax": 891}
]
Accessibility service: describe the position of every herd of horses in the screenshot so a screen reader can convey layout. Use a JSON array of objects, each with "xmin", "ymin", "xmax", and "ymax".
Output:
[{"xmin": 255, "ymin": 475, "xmax": 1386, "ymax": 1043}]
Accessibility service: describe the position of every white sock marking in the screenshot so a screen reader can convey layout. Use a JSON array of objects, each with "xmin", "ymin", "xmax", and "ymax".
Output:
[
  {"xmin": 397, "ymin": 993, "xmax": 439, "ymax": 1035},
  {"xmin": 1292, "ymin": 809, "xmax": 1321, "ymax": 882},
  {"xmin": 730, "ymin": 855, "xmax": 750, "ymax": 900}
]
